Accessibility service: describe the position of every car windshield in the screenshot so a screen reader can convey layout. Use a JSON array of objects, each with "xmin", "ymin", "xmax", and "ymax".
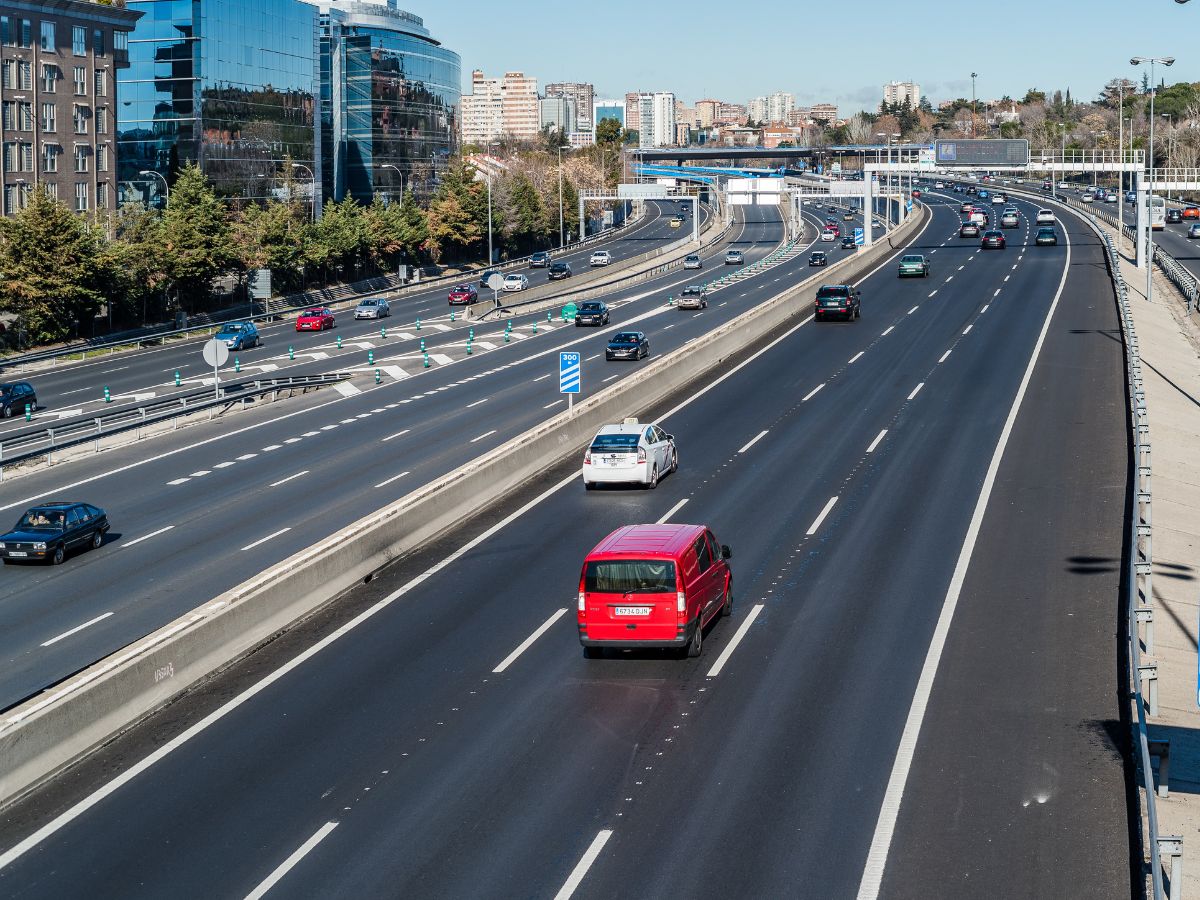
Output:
[
  {"xmin": 590, "ymin": 433, "xmax": 640, "ymax": 451},
  {"xmin": 219, "ymin": 324, "xmax": 245, "ymax": 334},
  {"xmin": 585, "ymin": 560, "xmax": 677, "ymax": 594},
  {"xmin": 17, "ymin": 508, "xmax": 65, "ymax": 531},
  {"xmin": 359, "ymin": 299, "xmax": 378, "ymax": 306},
  {"xmin": 682, "ymin": 287, "xmax": 701, "ymax": 295},
  {"xmin": 580, "ymin": 303, "xmax": 602, "ymax": 311},
  {"xmin": 612, "ymin": 333, "xmax": 640, "ymax": 343},
  {"xmin": 453, "ymin": 285, "xmax": 470, "ymax": 292},
  {"xmin": 301, "ymin": 309, "xmax": 322, "ymax": 316}
]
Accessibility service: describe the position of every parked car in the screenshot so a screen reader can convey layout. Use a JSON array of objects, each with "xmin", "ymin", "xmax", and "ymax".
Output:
[
  {"xmin": 676, "ymin": 286, "xmax": 708, "ymax": 309},
  {"xmin": 353, "ymin": 297, "xmax": 390, "ymax": 319},
  {"xmin": 590, "ymin": 250, "xmax": 613, "ymax": 266},
  {"xmin": 548, "ymin": 261, "xmax": 573, "ymax": 280},
  {"xmin": 0, "ymin": 381, "xmax": 36, "ymax": 418},
  {"xmin": 215, "ymin": 321, "xmax": 260, "ymax": 350},
  {"xmin": 605, "ymin": 331, "xmax": 650, "ymax": 360},
  {"xmin": 0, "ymin": 502, "xmax": 110, "ymax": 565},
  {"xmin": 502, "ymin": 273, "xmax": 529, "ymax": 292},
  {"xmin": 683, "ymin": 254, "xmax": 703, "ymax": 270},
  {"xmin": 577, "ymin": 523, "xmax": 731, "ymax": 658},
  {"xmin": 814, "ymin": 284, "xmax": 861, "ymax": 322},
  {"xmin": 530, "ymin": 251, "xmax": 551, "ymax": 268},
  {"xmin": 582, "ymin": 419, "xmax": 678, "ymax": 491},
  {"xmin": 980, "ymin": 230, "xmax": 1007, "ymax": 249},
  {"xmin": 574, "ymin": 301, "xmax": 610, "ymax": 327},
  {"xmin": 898, "ymin": 254, "xmax": 930, "ymax": 277},
  {"xmin": 295, "ymin": 307, "xmax": 335, "ymax": 331},
  {"xmin": 448, "ymin": 284, "xmax": 479, "ymax": 305},
  {"xmin": 1035, "ymin": 226, "xmax": 1058, "ymax": 246},
  {"xmin": 725, "ymin": 249, "xmax": 744, "ymax": 265},
  {"xmin": 809, "ymin": 251, "xmax": 828, "ymax": 267}
]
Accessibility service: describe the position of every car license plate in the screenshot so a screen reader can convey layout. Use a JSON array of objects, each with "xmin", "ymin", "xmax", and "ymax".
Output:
[
  {"xmin": 613, "ymin": 606, "xmax": 651, "ymax": 616},
  {"xmin": 8, "ymin": 551, "xmax": 26, "ymax": 557}
]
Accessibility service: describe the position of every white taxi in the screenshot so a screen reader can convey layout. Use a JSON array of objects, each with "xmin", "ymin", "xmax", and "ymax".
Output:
[{"xmin": 583, "ymin": 418, "xmax": 678, "ymax": 490}]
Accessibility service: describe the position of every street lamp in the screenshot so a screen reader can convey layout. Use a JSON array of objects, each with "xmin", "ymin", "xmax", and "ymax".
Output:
[
  {"xmin": 971, "ymin": 72, "xmax": 978, "ymax": 138},
  {"xmin": 876, "ymin": 131, "xmax": 900, "ymax": 228},
  {"xmin": 557, "ymin": 146, "xmax": 565, "ymax": 249},
  {"xmin": 139, "ymin": 169, "xmax": 168, "ymax": 206},
  {"xmin": 290, "ymin": 162, "xmax": 316, "ymax": 223},
  {"xmin": 1131, "ymin": 56, "xmax": 1175, "ymax": 305},
  {"xmin": 378, "ymin": 164, "xmax": 404, "ymax": 206}
]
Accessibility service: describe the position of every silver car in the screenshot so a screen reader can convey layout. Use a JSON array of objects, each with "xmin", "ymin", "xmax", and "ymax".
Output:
[
  {"xmin": 354, "ymin": 297, "xmax": 391, "ymax": 319},
  {"xmin": 676, "ymin": 286, "xmax": 708, "ymax": 310},
  {"xmin": 683, "ymin": 254, "xmax": 702, "ymax": 270}
]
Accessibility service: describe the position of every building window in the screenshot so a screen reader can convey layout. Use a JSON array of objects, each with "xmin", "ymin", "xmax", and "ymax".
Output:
[
  {"xmin": 74, "ymin": 145, "xmax": 88, "ymax": 173},
  {"xmin": 114, "ymin": 31, "xmax": 127, "ymax": 52},
  {"xmin": 42, "ymin": 64, "xmax": 58, "ymax": 93},
  {"xmin": 2, "ymin": 142, "xmax": 15, "ymax": 173},
  {"xmin": 41, "ymin": 102, "xmax": 54, "ymax": 133},
  {"xmin": 40, "ymin": 21, "xmax": 54, "ymax": 52},
  {"xmin": 18, "ymin": 102, "xmax": 31, "ymax": 132},
  {"xmin": 73, "ymin": 105, "xmax": 87, "ymax": 134},
  {"xmin": 94, "ymin": 69, "xmax": 107, "ymax": 98},
  {"xmin": 45, "ymin": 182, "xmax": 57, "ymax": 201},
  {"xmin": 4, "ymin": 185, "xmax": 18, "ymax": 215},
  {"xmin": 72, "ymin": 26, "xmax": 85, "ymax": 56},
  {"xmin": 73, "ymin": 66, "xmax": 86, "ymax": 96},
  {"xmin": 75, "ymin": 181, "xmax": 88, "ymax": 212},
  {"xmin": 1, "ymin": 102, "xmax": 13, "ymax": 132},
  {"xmin": 96, "ymin": 107, "xmax": 108, "ymax": 134},
  {"xmin": 1, "ymin": 60, "xmax": 12, "ymax": 90},
  {"xmin": 42, "ymin": 144, "xmax": 58, "ymax": 173},
  {"xmin": 93, "ymin": 29, "xmax": 104, "ymax": 57},
  {"xmin": 20, "ymin": 142, "xmax": 32, "ymax": 172},
  {"xmin": 0, "ymin": 18, "xmax": 9, "ymax": 47},
  {"xmin": 96, "ymin": 144, "xmax": 108, "ymax": 172},
  {"xmin": 97, "ymin": 182, "xmax": 108, "ymax": 209},
  {"xmin": 18, "ymin": 60, "xmax": 30, "ymax": 90},
  {"xmin": 18, "ymin": 18, "xmax": 30, "ymax": 49}
]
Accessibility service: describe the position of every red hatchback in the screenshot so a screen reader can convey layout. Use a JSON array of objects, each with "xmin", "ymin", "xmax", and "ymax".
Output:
[
  {"xmin": 1183, "ymin": 207, "xmax": 1200, "ymax": 220},
  {"xmin": 448, "ymin": 284, "xmax": 478, "ymax": 305},
  {"xmin": 577, "ymin": 523, "xmax": 732, "ymax": 658},
  {"xmin": 296, "ymin": 307, "xmax": 334, "ymax": 331}
]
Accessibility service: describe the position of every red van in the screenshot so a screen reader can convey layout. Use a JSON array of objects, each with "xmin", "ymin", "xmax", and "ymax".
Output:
[{"xmin": 577, "ymin": 524, "xmax": 732, "ymax": 658}]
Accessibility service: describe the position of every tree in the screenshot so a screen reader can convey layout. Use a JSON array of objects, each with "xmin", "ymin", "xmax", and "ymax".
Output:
[
  {"xmin": 1022, "ymin": 88, "xmax": 1046, "ymax": 105},
  {"xmin": 233, "ymin": 199, "xmax": 309, "ymax": 292},
  {"xmin": 395, "ymin": 191, "xmax": 429, "ymax": 260},
  {"xmin": 595, "ymin": 117, "xmax": 623, "ymax": 146},
  {"xmin": 307, "ymin": 197, "xmax": 365, "ymax": 281},
  {"xmin": 158, "ymin": 163, "xmax": 235, "ymax": 313},
  {"xmin": 0, "ymin": 186, "xmax": 115, "ymax": 343},
  {"xmin": 506, "ymin": 173, "xmax": 549, "ymax": 252},
  {"xmin": 426, "ymin": 192, "xmax": 481, "ymax": 263},
  {"xmin": 110, "ymin": 205, "xmax": 167, "ymax": 327}
]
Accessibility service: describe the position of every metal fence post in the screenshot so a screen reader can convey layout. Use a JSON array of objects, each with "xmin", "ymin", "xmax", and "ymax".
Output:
[{"xmin": 1158, "ymin": 836, "xmax": 1183, "ymax": 900}]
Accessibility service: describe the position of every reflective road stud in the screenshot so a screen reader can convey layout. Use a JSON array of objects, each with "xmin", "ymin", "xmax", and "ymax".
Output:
[{"xmin": 103, "ymin": 386, "xmax": 111, "ymax": 403}]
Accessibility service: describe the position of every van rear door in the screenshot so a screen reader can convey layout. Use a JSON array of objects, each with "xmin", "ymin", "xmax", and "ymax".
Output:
[{"xmin": 583, "ymin": 558, "xmax": 678, "ymax": 643}]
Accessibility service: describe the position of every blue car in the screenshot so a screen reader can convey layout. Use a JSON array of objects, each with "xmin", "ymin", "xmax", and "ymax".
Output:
[{"xmin": 215, "ymin": 321, "xmax": 260, "ymax": 350}]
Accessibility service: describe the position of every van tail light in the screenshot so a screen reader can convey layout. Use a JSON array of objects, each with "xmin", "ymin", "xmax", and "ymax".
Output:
[
  {"xmin": 637, "ymin": 447, "xmax": 647, "ymax": 463},
  {"xmin": 677, "ymin": 591, "xmax": 686, "ymax": 616},
  {"xmin": 583, "ymin": 449, "xmax": 592, "ymax": 464},
  {"xmin": 578, "ymin": 591, "xmax": 586, "ymax": 613}
]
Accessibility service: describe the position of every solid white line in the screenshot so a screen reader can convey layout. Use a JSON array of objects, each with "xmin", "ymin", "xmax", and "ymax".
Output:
[
  {"xmin": 856, "ymin": 207, "xmax": 1074, "ymax": 900},
  {"xmin": 881, "ymin": 326, "xmax": 894, "ymax": 336},
  {"xmin": 270, "ymin": 471, "xmax": 308, "ymax": 488},
  {"xmin": 466, "ymin": 398, "xmax": 489, "ymax": 408},
  {"xmin": 866, "ymin": 429, "xmax": 888, "ymax": 453},
  {"xmin": 470, "ymin": 430, "xmax": 497, "ymax": 443},
  {"xmin": 806, "ymin": 496, "xmax": 838, "ymax": 535},
  {"xmin": 657, "ymin": 498, "xmax": 689, "ymax": 523},
  {"xmin": 244, "ymin": 821, "xmax": 339, "ymax": 900},
  {"xmin": 374, "ymin": 471, "xmax": 410, "ymax": 488},
  {"xmin": 938, "ymin": 350, "xmax": 952, "ymax": 364},
  {"xmin": 121, "ymin": 525, "xmax": 174, "ymax": 548},
  {"xmin": 848, "ymin": 351, "xmax": 864, "ymax": 364},
  {"xmin": 40, "ymin": 612, "xmax": 114, "ymax": 648},
  {"xmin": 738, "ymin": 430, "xmax": 769, "ymax": 453},
  {"xmin": 381, "ymin": 429, "xmax": 410, "ymax": 442},
  {"xmin": 553, "ymin": 830, "xmax": 613, "ymax": 900},
  {"xmin": 492, "ymin": 608, "xmax": 569, "ymax": 674},
  {"xmin": 240, "ymin": 528, "xmax": 291, "ymax": 552},
  {"xmin": 705, "ymin": 603, "xmax": 764, "ymax": 677},
  {"xmin": 801, "ymin": 383, "xmax": 825, "ymax": 402}
]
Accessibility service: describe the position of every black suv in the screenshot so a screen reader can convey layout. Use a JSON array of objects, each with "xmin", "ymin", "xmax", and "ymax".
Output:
[
  {"xmin": 530, "ymin": 251, "xmax": 551, "ymax": 268},
  {"xmin": 814, "ymin": 285, "xmax": 860, "ymax": 322},
  {"xmin": 548, "ymin": 261, "xmax": 572, "ymax": 280},
  {"xmin": 1167, "ymin": 208, "xmax": 1183, "ymax": 224},
  {"xmin": 574, "ymin": 301, "xmax": 610, "ymax": 326},
  {"xmin": 0, "ymin": 381, "xmax": 36, "ymax": 417}
]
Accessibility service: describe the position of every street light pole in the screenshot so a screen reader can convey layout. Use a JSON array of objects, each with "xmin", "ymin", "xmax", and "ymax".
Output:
[
  {"xmin": 379, "ymin": 163, "xmax": 404, "ymax": 206},
  {"xmin": 557, "ymin": 146, "xmax": 565, "ymax": 249},
  {"xmin": 290, "ymin": 162, "xmax": 316, "ymax": 223},
  {"xmin": 971, "ymin": 72, "xmax": 978, "ymax": 138},
  {"xmin": 139, "ymin": 169, "xmax": 169, "ymax": 206},
  {"xmin": 1132, "ymin": 55, "xmax": 1175, "ymax": 303}
]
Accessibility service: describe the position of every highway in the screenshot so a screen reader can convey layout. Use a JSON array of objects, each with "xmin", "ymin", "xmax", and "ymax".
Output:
[
  {"xmin": 0, "ymin": 200, "xmax": 878, "ymax": 709},
  {"xmin": 0, "ymin": 190, "xmax": 1132, "ymax": 897}
]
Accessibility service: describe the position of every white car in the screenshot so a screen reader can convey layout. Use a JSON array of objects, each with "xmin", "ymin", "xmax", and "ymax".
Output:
[
  {"xmin": 582, "ymin": 418, "xmax": 678, "ymax": 490},
  {"xmin": 353, "ymin": 297, "xmax": 391, "ymax": 319},
  {"xmin": 502, "ymin": 273, "xmax": 529, "ymax": 291},
  {"xmin": 991, "ymin": 195, "xmax": 1005, "ymax": 205},
  {"xmin": 1080, "ymin": 192, "xmax": 1094, "ymax": 203},
  {"xmin": 820, "ymin": 229, "xmax": 836, "ymax": 242},
  {"xmin": 1036, "ymin": 209, "xmax": 1056, "ymax": 225},
  {"xmin": 1058, "ymin": 181, "xmax": 1070, "ymax": 190},
  {"xmin": 1106, "ymin": 193, "xmax": 1118, "ymax": 203},
  {"xmin": 589, "ymin": 250, "xmax": 612, "ymax": 266},
  {"xmin": 934, "ymin": 181, "xmax": 945, "ymax": 189}
]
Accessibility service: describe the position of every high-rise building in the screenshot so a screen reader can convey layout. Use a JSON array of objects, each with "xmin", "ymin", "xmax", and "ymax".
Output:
[
  {"xmin": 315, "ymin": 0, "xmax": 459, "ymax": 205},
  {"xmin": 716, "ymin": 102, "xmax": 747, "ymax": 125},
  {"xmin": 748, "ymin": 91, "xmax": 794, "ymax": 124},
  {"xmin": 650, "ymin": 92, "xmax": 676, "ymax": 147},
  {"xmin": 545, "ymin": 81, "xmax": 593, "ymax": 132},
  {"xmin": 809, "ymin": 103, "xmax": 838, "ymax": 124},
  {"xmin": 0, "ymin": 0, "xmax": 142, "ymax": 216},
  {"xmin": 624, "ymin": 91, "xmax": 641, "ymax": 132},
  {"xmin": 460, "ymin": 69, "xmax": 537, "ymax": 144},
  {"xmin": 592, "ymin": 98, "xmax": 623, "ymax": 131},
  {"xmin": 883, "ymin": 81, "xmax": 920, "ymax": 107},
  {"xmin": 120, "ymin": 0, "xmax": 321, "ymax": 208},
  {"xmin": 539, "ymin": 96, "xmax": 576, "ymax": 134},
  {"xmin": 695, "ymin": 99, "xmax": 720, "ymax": 128}
]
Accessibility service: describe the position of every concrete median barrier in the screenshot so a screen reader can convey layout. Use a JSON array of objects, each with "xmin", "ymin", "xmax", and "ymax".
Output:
[{"xmin": 0, "ymin": 202, "xmax": 928, "ymax": 811}]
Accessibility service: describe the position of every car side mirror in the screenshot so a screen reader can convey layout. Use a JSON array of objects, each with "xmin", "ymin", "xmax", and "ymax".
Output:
[
  {"xmin": 855, "ymin": 290, "xmax": 862, "ymax": 296},
  {"xmin": 666, "ymin": 434, "xmax": 674, "ymax": 442},
  {"xmin": 721, "ymin": 545, "xmax": 732, "ymax": 560}
]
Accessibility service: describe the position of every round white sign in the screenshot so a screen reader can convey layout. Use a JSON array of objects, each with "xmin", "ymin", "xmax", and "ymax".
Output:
[
  {"xmin": 486, "ymin": 273, "xmax": 505, "ymax": 292},
  {"xmin": 202, "ymin": 338, "xmax": 230, "ymax": 368}
]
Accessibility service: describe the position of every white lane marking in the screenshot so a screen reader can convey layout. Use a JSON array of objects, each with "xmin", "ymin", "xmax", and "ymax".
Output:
[
  {"xmin": 469, "ymin": 430, "xmax": 497, "ymax": 443},
  {"xmin": 492, "ymin": 608, "xmax": 569, "ymax": 674},
  {"xmin": 602, "ymin": 373, "xmax": 621, "ymax": 383},
  {"xmin": 381, "ymin": 429, "xmax": 410, "ymax": 442},
  {"xmin": 189, "ymin": 470, "xmax": 210, "ymax": 478},
  {"xmin": 302, "ymin": 431, "xmax": 319, "ymax": 437},
  {"xmin": 705, "ymin": 603, "xmax": 765, "ymax": 678},
  {"xmin": 40, "ymin": 612, "xmax": 115, "ymax": 648},
  {"xmin": 60, "ymin": 387, "xmax": 90, "ymax": 396},
  {"xmin": 284, "ymin": 438, "xmax": 301, "ymax": 445},
  {"xmin": 1011, "ymin": 264, "xmax": 1018, "ymax": 270},
  {"xmin": 993, "ymin": 289, "xmax": 1001, "ymax": 297},
  {"xmin": 262, "ymin": 445, "xmax": 282, "ymax": 452},
  {"xmin": 270, "ymin": 471, "xmax": 309, "ymax": 488},
  {"xmin": 856, "ymin": 204, "xmax": 1074, "ymax": 900},
  {"xmin": 1004, "ymin": 275, "xmax": 1010, "ymax": 282},
  {"xmin": 97, "ymin": 366, "xmax": 129, "ymax": 374},
  {"xmin": 928, "ymin": 290, "xmax": 937, "ymax": 298},
  {"xmin": 553, "ymin": 830, "xmax": 613, "ymax": 900},
  {"xmin": 957, "ymin": 265, "xmax": 964, "ymax": 271},
  {"xmin": 586, "ymin": 354, "xmax": 601, "ymax": 361},
  {"xmin": 543, "ymin": 399, "xmax": 565, "ymax": 409},
  {"xmin": 466, "ymin": 398, "xmax": 489, "ymax": 408},
  {"xmin": 121, "ymin": 526, "xmax": 175, "ymax": 548},
  {"xmin": 907, "ymin": 306, "xmax": 918, "ymax": 315},
  {"xmin": 881, "ymin": 326, "xmax": 894, "ymax": 336},
  {"xmin": 806, "ymin": 496, "xmax": 838, "ymax": 536},
  {"xmin": 214, "ymin": 461, "xmax": 236, "ymax": 469},
  {"xmin": 166, "ymin": 478, "xmax": 189, "ymax": 486},
  {"xmin": 244, "ymin": 821, "xmax": 339, "ymax": 900},
  {"xmin": 237, "ymin": 454, "xmax": 257, "ymax": 461},
  {"xmin": 963, "ymin": 324, "xmax": 973, "ymax": 335},
  {"xmin": 866, "ymin": 429, "xmax": 888, "ymax": 453},
  {"xmin": 533, "ymin": 373, "xmax": 553, "ymax": 382},
  {"xmin": 907, "ymin": 383, "xmax": 924, "ymax": 400},
  {"xmin": 333, "ymin": 382, "xmax": 361, "ymax": 398},
  {"xmin": 980, "ymin": 304, "xmax": 989, "ymax": 314},
  {"xmin": 802, "ymin": 383, "xmax": 825, "ymax": 402},
  {"xmin": 938, "ymin": 350, "xmax": 952, "ymax": 364},
  {"xmin": 944, "ymin": 275, "xmax": 954, "ymax": 282},
  {"xmin": 320, "ymin": 425, "xmax": 338, "ymax": 431},
  {"xmin": 340, "ymin": 418, "xmax": 357, "ymax": 425},
  {"xmin": 848, "ymin": 351, "xmax": 864, "ymax": 364},
  {"xmin": 738, "ymin": 430, "xmax": 769, "ymax": 454},
  {"xmin": 240, "ymin": 528, "xmax": 291, "ymax": 552},
  {"xmin": 374, "ymin": 471, "xmax": 410, "ymax": 488},
  {"xmin": 657, "ymin": 499, "xmax": 689, "ymax": 524}
]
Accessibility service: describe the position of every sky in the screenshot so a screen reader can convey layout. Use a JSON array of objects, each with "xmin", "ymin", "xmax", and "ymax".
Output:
[{"xmin": 413, "ymin": 0, "xmax": 1199, "ymax": 112}]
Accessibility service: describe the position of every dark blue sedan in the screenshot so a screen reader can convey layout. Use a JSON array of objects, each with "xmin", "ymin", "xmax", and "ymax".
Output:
[
  {"xmin": 605, "ymin": 331, "xmax": 650, "ymax": 361},
  {"xmin": 1, "ymin": 502, "xmax": 110, "ymax": 565}
]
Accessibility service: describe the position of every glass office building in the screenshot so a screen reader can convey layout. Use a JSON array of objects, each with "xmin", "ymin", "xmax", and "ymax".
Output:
[
  {"xmin": 316, "ymin": 1, "xmax": 459, "ymax": 204},
  {"xmin": 118, "ymin": 0, "xmax": 320, "ymax": 207}
]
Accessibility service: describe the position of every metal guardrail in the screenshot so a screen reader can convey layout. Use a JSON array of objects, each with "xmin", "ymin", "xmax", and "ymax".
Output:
[{"xmin": 0, "ymin": 373, "xmax": 349, "ymax": 472}]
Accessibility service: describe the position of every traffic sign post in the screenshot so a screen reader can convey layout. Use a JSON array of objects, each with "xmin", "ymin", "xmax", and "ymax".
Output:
[
  {"xmin": 487, "ymin": 272, "xmax": 505, "ymax": 309},
  {"xmin": 559, "ymin": 351, "xmax": 580, "ymax": 410},
  {"xmin": 201, "ymin": 338, "xmax": 229, "ymax": 402}
]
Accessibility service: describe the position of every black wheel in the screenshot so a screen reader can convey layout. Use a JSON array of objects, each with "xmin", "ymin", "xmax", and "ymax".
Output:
[
  {"xmin": 646, "ymin": 465, "xmax": 659, "ymax": 490},
  {"xmin": 721, "ymin": 585, "xmax": 733, "ymax": 617},
  {"xmin": 584, "ymin": 481, "xmax": 595, "ymax": 491},
  {"xmin": 90, "ymin": 531, "xmax": 103, "ymax": 550},
  {"xmin": 671, "ymin": 448, "xmax": 679, "ymax": 472},
  {"xmin": 686, "ymin": 619, "xmax": 703, "ymax": 658},
  {"xmin": 1, "ymin": 405, "xmax": 10, "ymax": 418},
  {"xmin": 51, "ymin": 544, "xmax": 65, "ymax": 565},
  {"xmin": 583, "ymin": 646, "xmax": 601, "ymax": 659},
  {"xmin": 575, "ymin": 321, "xmax": 581, "ymax": 327}
]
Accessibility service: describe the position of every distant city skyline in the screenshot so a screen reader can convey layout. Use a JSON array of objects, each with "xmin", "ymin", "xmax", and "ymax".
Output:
[{"xmin": 417, "ymin": 0, "xmax": 1197, "ymax": 114}]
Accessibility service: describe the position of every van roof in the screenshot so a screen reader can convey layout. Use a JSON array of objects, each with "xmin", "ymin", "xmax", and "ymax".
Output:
[{"xmin": 588, "ymin": 524, "xmax": 704, "ymax": 559}]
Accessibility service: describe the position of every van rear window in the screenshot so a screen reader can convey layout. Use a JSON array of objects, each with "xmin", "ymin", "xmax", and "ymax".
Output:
[{"xmin": 585, "ymin": 560, "xmax": 676, "ymax": 594}]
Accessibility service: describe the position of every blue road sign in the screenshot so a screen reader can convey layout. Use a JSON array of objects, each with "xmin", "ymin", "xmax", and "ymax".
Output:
[
  {"xmin": 906, "ymin": 199, "xmax": 914, "ymax": 213},
  {"xmin": 560, "ymin": 351, "xmax": 580, "ymax": 394},
  {"xmin": 853, "ymin": 227, "xmax": 865, "ymax": 246}
]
